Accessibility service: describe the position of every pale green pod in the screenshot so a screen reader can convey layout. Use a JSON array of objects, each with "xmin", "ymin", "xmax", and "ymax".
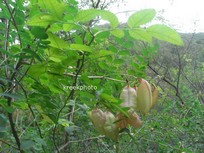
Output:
[
  {"xmin": 136, "ymin": 79, "xmax": 152, "ymax": 115},
  {"xmin": 103, "ymin": 112, "xmax": 119, "ymax": 141},
  {"xmin": 88, "ymin": 109, "xmax": 119, "ymax": 141},
  {"xmin": 88, "ymin": 108, "xmax": 106, "ymax": 135},
  {"xmin": 151, "ymin": 84, "xmax": 159, "ymax": 109}
]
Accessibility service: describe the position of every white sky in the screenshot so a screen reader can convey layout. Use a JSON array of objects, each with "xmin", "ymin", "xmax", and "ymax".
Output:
[{"xmin": 109, "ymin": 0, "xmax": 204, "ymax": 33}]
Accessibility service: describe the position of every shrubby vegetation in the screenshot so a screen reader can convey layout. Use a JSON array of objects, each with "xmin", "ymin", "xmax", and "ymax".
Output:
[{"xmin": 0, "ymin": 0, "xmax": 203, "ymax": 152}]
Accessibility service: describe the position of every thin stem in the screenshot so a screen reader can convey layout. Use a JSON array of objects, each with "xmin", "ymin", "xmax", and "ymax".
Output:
[
  {"xmin": 7, "ymin": 102, "xmax": 24, "ymax": 153},
  {"xmin": 3, "ymin": 0, "xmax": 22, "ymax": 48},
  {"xmin": 148, "ymin": 64, "xmax": 184, "ymax": 105},
  {"xmin": 64, "ymin": 73, "xmax": 126, "ymax": 83},
  {"xmin": 115, "ymin": 141, "xmax": 119, "ymax": 153},
  {"xmin": 0, "ymin": 139, "xmax": 18, "ymax": 150},
  {"xmin": 56, "ymin": 136, "xmax": 105, "ymax": 153}
]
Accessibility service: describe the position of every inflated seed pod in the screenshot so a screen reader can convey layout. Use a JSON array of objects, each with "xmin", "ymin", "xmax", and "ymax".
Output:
[
  {"xmin": 103, "ymin": 112, "xmax": 119, "ymax": 141},
  {"xmin": 127, "ymin": 111, "xmax": 142, "ymax": 128},
  {"xmin": 88, "ymin": 108, "xmax": 106, "ymax": 135},
  {"xmin": 151, "ymin": 84, "xmax": 158, "ymax": 109},
  {"xmin": 120, "ymin": 85, "xmax": 137, "ymax": 108},
  {"xmin": 116, "ymin": 113, "xmax": 129, "ymax": 129},
  {"xmin": 136, "ymin": 79, "xmax": 152, "ymax": 115},
  {"xmin": 117, "ymin": 109, "xmax": 142, "ymax": 129},
  {"xmin": 88, "ymin": 109, "xmax": 119, "ymax": 141}
]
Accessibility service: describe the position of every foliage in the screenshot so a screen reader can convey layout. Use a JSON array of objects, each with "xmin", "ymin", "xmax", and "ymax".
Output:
[{"xmin": 0, "ymin": 0, "xmax": 203, "ymax": 153}]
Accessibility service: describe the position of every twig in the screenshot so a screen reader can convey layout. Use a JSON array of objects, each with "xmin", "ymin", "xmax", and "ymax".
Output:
[
  {"xmin": 175, "ymin": 47, "xmax": 184, "ymax": 105},
  {"xmin": 148, "ymin": 64, "xmax": 184, "ymax": 105},
  {"xmin": 56, "ymin": 136, "xmax": 105, "ymax": 153},
  {"xmin": 3, "ymin": 0, "xmax": 22, "ymax": 48},
  {"xmin": 115, "ymin": 141, "xmax": 119, "ymax": 153},
  {"xmin": 2, "ymin": 1, "xmax": 25, "ymax": 152},
  {"xmin": 64, "ymin": 73, "xmax": 126, "ymax": 83},
  {"xmin": 0, "ymin": 139, "xmax": 18, "ymax": 150}
]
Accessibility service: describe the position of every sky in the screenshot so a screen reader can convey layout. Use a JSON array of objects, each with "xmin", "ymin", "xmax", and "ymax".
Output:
[{"xmin": 109, "ymin": 0, "xmax": 204, "ymax": 33}]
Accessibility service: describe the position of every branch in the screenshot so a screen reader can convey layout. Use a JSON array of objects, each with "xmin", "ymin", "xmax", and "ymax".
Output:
[
  {"xmin": 0, "ymin": 139, "xmax": 18, "ymax": 150},
  {"xmin": 56, "ymin": 136, "xmax": 105, "ymax": 153},
  {"xmin": 3, "ymin": 0, "xmax": 22, "ymax": 48},
  {"xmin": 148, "ymin": 64, "xmax": 184, "ymax": 105},
  {"xmin": 64, "ymin": 73, "xmax": 126, "ymax": 83},
  {"xmin": 175, "ymin": 47, "xmax": 182, "ymax": 96},
  {"xmin": 18, "ymin": 82, "xmax": 46, "ymax": 153}
]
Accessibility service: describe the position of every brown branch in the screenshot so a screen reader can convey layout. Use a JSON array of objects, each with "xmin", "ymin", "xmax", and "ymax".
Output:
[
  {"xmin": 64, "ymin": 73, "xmax": 126, "ymax": 83},
  {"xmin": 3, "ymin": 0, "xmax": 22, "ymax": 48},
  {"xmin": 148, "ymin": 64, "xmax": 184, "ymax": 105},
  {"xmin": 0, "ymin": 139, "xmax": 18, "ymax": 150},
  {"xmin": 175, "ymin": 47, "xmax": 182, "ymax": 96},
  {"xmin": 56, "ymin": 136, "xmax": 105, "ymax": 153},
  {"xmin": 6, "ymin": 98, "xmax": 24, "ymax": 153},
  {"xmin": 2, "ymin": 1, "xmax": 25, "ymax": 152},
  {"xmin": 18, "ymin": 82, "xmax": 46, "ymax": 153}
]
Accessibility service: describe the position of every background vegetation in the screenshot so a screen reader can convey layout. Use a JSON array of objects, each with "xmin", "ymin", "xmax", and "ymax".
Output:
[{"xmin": 0, "ymin": 0, "xmax": 203, "ymax": 152}]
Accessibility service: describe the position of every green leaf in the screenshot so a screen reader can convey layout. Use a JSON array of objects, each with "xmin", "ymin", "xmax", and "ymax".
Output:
[
  {"xmin": 70, "ymin": 44, "xmax": 93, "ymax": 52},
  {"xmin": 21, "ymin": 139, "xmax": 35, "ymax": 150},
  {"xmin": 58, "ymin": 119, "xmax": 70, "ymax": 127},
  {"xmin": 27, "ymin": 14, "xmax": 57, "ymax": 27},
  {"xmin": 31, "ymin": 27, "xmax": 48, "ymax": 39},
  {"xmin": 48, "ymin": 48, "xmax": 67, "ymax": 63},
  {"xmin": 0, "ymin": 114, "xmax": 7, "ymax": 132},
  {"xmin": 47, "ymin": 32, "xmax": 68, "ymax": 49},
  {"xmin": 99, "ymin": 50, "xmax": 114, "ymax": 56},
  {"xmin": 100, "ymin": 10, "xmax": 119, "ymax": 28},
  {"xmin": 14, "ymin": 10, "xmax": 25, "ymax": 25},
  {"xmin": 128, "ymin": 9, "xmax": 156, "ymax": 28},
  {"xmin": 22, "ymin": 48, "xmax": 42, "ymax": 62},
  {"xmin": 111, "ymin": 104, "xmax": 129, "ymax": 117},
  {"xmin": 28, "ymin": 63, "xmax": 46, "ymax": 78},
  {"xmin": 114, "ymin": 59, "xmax": 124, "ymax": 65},
  {"xmin": 118, "ymin": 50, "xmax": 130, "ymax": 56},
  {"xmin": 76, "ymin": 9, "xmax": 119, "ymax": 28},
  {"xmin": 35, "ymin": 138, "xmax": 47, "ymax": 146},
  {"xmin": 63, "ymin": 23, "xmax": 75, "ymax": 31},
  {"xmin": 147, "ymin": 24, "xmax": 184, "ymax": 45},
  {"xmin": 100, "ymin": 93, "xmax": 118, "ymax": 103},
  {"xmin": 128, "ymin": 28, "xmax": 152, "ymax": 43},
  {"xmin": 38, "ymin": 0, "xmax": 66, "ymax": 18},
  {"xmin": 0, "ymin": 93, "xmax": 21, "ymax": 100},
  {"xmin": 13, "ymin": 102, "xmax": 28, "ymax": 110},
  {"xmin": 75, "ymin": 9, "xmax": 99, "ymax": 22},
  {"xmin": 110, "ymin": 29, "xmax": 124, "ymax": 38},
  {"xmin": 3, "ymin": 105, "xmax": 14, "ymax": 113}
]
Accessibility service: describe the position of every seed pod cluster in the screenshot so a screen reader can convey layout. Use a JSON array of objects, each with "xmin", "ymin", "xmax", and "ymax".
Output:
[
  {"xmin": 88, "ymin": 78, "xmax": 158, "ymax": 140},
  {"xmin": 117, "ymin": 79, "xmax": 159, "ymax": 128}
]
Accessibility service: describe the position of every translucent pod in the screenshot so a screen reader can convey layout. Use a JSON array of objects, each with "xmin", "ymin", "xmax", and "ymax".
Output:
[{"xmin": 120, "ymin": 85, "xmax": 137, "ymax": 108}]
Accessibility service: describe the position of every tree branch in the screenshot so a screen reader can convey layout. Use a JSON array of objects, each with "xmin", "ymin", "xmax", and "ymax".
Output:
[
  {"xmin": 0, "ymin": 139, "xmax": 18, "ymax": 150},
  {"xmin": 56, "ymin": 136, "xmax": 105, "ymax": 153},
  {"xmin": 148, "ymin": 64, "xmax": 184, "ymax": 105}
]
